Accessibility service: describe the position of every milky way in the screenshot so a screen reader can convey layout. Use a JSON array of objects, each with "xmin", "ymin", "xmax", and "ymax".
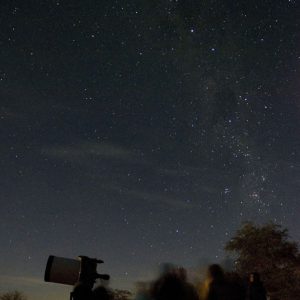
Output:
[{"xmin": 0, "ymin": 1, "xmax": 299, "ymax": 300}]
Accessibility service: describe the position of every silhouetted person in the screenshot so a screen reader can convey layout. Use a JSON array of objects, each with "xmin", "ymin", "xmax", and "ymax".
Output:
[
  {"xmin": 92, "ymin": 286, "xmax": 113, "ymax": 300},
  {"xmin": 247, "ymin": 273, "xmax": 267, "ymax": 300},
  {"xmin": 226, "ymin": 272, "xmax": 246, "ymax": 300},
  {"xmin": 151, "ymin": 266, "xmax": 198, "ymax": 300},
  {"xmin": 177, "ymin": 268, "xmax": 199, "ymax": 300},
  {"xmin": 72, "ymin": 282, "xmax": 93, "ymax": 300},
  {"xmin": 205, "ymin": 264, "xmax": 233, "ymax": 300}
]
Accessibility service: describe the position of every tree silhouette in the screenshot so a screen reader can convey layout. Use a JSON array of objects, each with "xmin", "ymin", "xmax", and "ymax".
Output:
[
  {"xmin": 225, "ymin": 222, "xmax": 300, "ymax": 300},
  {"xmin": 0, "ymin": 291, "xmax": 27, "ymax": 300},
  {"xmin": 112, "ymin": 289, "xmax": 132, "ymax": 300}
]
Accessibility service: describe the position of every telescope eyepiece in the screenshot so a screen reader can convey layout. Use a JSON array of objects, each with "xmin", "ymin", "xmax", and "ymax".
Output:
[{"xmin": 97, "ymin": 274, "xmax": 110, "ymax": 281}]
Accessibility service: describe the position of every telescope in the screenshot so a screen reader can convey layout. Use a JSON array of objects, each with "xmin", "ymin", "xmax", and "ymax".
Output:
[{"xmin": 44, "ymin": 255, "xmax": 110, "ymax": 300}]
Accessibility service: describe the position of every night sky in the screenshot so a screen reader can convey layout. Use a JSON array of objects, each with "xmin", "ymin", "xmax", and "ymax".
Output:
[{"xmin": 0, "ymin": 1, "xmax": 299, "ymax": 300}]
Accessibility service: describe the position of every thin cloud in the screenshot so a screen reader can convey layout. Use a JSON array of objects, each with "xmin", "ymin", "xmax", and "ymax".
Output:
[
  {"xmin": 0, "ymin": 275, "xmax": 45, "ymax": 287},
  {"xmin": 129, "ymin": 190, "xmax": 204, "ymax": 210},
  {"xmin": 104, "ymin": 185, "xmax": 203, "ymax": 210},
  {"xmin": 41, "ymin": 142, "xmax": 132, "ymax": 162}
]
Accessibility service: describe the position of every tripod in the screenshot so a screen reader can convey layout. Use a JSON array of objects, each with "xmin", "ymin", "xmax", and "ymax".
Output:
[{"xmin": 70, "ymin": 256, "xmax": 110, "ymax": 300}]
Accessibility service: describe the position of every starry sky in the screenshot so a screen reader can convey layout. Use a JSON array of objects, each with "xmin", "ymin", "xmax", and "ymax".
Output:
[{"xmin": 0, "ymin": 1, "xmax": 299, "ymax": 299}]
